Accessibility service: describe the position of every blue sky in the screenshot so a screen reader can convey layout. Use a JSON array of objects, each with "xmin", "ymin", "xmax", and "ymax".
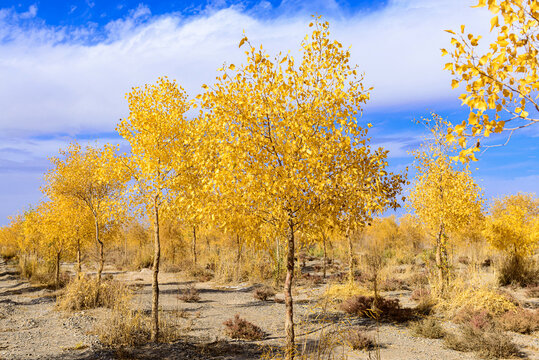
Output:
[{"xmin": 0, "ymin": 0, "xmax": 537, "ymax": 225}]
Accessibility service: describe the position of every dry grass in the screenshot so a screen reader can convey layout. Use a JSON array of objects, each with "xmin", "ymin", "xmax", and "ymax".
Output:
[
  {"xmin": 410, "ymin": 317, "xmax": 446, "ymax": 339},
  {"xmin": 497, "ymin": 308, "xmax": 539, "ymax": 334},
  {"xmin": 444, "ymin": 325, "xmax": 520, "ymax": 359},
  {"xmin": 96, "ymin": 309, "xmax": 182, "ymax": 346},
  {"xmin": 57, "ymin": 275, "xmax": 130, "ymax": 311}
]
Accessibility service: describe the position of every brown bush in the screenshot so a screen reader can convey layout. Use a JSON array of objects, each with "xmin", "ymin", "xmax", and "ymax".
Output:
[
  {"xmin": 453, "ymin": 307, "xmax": 494, "ymax": 331},
  {"xmin": 178, "ymin": 285, "xmax": 201, "ymax": 303},
  {"xmin": 497, "ymin": 308, "xmax": 539, "ymax": 334},
  {"xmin": 253, "ymin": 286, "xmax": 275, "ymax": 301},
  {"xmin": 410, "ymin": 317, "xmax": 446, "ymax": 339},
  {"xmin": 445, "ymin": 325, "xmax": 519, "ymax": 359},
  {"xmin": 498, "ymin": 255, "xmax": 538, "ymax": 287},
  {"xmin": 57, "ymin": 276, "xmax": 130, "ymax": 311},
  {"xmin": 457, "ymin": 255, "xmax": 470, "ymax": 265},
  {"xmin": 339, "ymin": 295, "xmax": 414, "ymax": 322},
  {"xmin": 223, "ymin": 314, "xmax": 264, "ymax": 340},
  {"xmin": 346, "ymin": 328, "xmax": 375, "ymax": 350}
]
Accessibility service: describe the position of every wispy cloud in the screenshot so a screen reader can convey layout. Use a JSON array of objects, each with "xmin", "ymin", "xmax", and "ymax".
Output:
[{"xmin": 0, "ymin": 0, "xmax": 493, "ymax": 137}]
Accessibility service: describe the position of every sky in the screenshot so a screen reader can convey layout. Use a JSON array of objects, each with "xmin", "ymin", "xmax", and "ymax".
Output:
[{"xmin": 0, "ymin": 0, "xmax": 538, "ymax": 225}]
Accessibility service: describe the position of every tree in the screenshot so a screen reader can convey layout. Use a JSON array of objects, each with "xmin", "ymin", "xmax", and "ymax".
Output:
[
  {"xmin": 117, "ymin": 76, "xmax": 195, "ymax": 342},
  {"xmin": 43, "ymin": 142, "xmax": 125, "ymax": 283},
  {"xmin": 442, "ymin": 0, "xmax": 539, "ymax": 161},
  {"xmin": 407, "ymin": 114, "xmax": 483, "ymax": 293},
  {"xmin": 485, "ymin": 192, "xmax": 538, "ymax": 257},
  {"xmin": 201, "ymin": 18, "xmax": 404, "ymax": 359}
]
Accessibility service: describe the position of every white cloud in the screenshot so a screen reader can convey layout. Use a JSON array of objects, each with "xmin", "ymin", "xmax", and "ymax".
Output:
[{"xmin": 0, "ymin": 0, "xmax": 494, "ymax": 136}]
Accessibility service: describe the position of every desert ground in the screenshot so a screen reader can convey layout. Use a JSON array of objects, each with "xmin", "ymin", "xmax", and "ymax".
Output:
[{"xmin": 0, "ymin": 257, "xmax": 538, "ymax": 360}]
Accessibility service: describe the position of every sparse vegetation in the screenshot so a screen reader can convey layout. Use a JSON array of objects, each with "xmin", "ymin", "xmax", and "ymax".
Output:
[
  {"xmin": 253, "ymin": 285, "xmax": 275, "ymax": 301},
  {"xmin": 410, "ymin": 317, "xmax": 446, "ymax": 339},
  {"xmin": 223, "ymin": 314, "xmax": 265, "ymax": 341},
  {"xmin": 178, "ymin": 285, "xmax": 201, "ymax": 303}
]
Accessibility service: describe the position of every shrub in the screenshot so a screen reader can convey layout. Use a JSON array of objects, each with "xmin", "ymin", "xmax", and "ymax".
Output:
[
  {"xmin": 189, "ymin": 266, "xmax": 214, "ymax": 282},
  {"xmin": 453, "ymin": 307, "xmax": 494, "ymax": 331},
  {"xmin": 457, "ymin": 255, "xmax": 470, "ymax": 265},
  {"xmin": 436, "ymin": 285, "xmax": 517, "ymax": 317},
  {"xmin": 97, "ymin": 309, "xmax": 181, "ymax": 346},
  {"xmin": 346, "ymin": 329, "xmax": 375, "ymax": 350},
  {"xmin": 339, "ymin": 295, "xmax": 414, "ymax": 322},
  {"xmin": 178, "ymin": 285, "xmax": 201, "ymax": 303},
  {"xmin": 445, "ymin": 325, "xmax": 519, "ymax": 359},
  {"xmin": 410, "ymin": 287, "xmax": 430, "ymax": 302},
  {"xmin": 223, "ymin": 314, "xmax": 264, "ymax": 340},
  {"xmin": 380, "ymin": 277, "xmax": 409, "ymax": 291},
  {"xmin": 525, "ymin": 285, "xmax": 539, "ymax": 298},
  {"xmin": 410, "ymin": 317, "xmax": 446, "ymax": 339},
  {"xmin": 253, "ymin": 286, "xmax": 275, "ymax": 301},
  {"xmin": 57, "ymin": 276, "xmax": 130, "ymax": 311},
  {"xmin": 497, "ymin": 308, "xmax": 539, "ymax": 334},
  {"xmin": 498, "ymin": 255, "xmax": 538, "ymax": 287}
]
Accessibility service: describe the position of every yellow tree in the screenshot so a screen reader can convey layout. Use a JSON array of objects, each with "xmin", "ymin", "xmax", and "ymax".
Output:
[
  {"xmin": 442, "ymin": 0, "xmax": 539, "ymax": 160},
  {"xmin": 117, "ymin": 76, "xmax": 194, "ymax": 342},
  {"xmin": 43, "ymin": 142, "xmax": 125, "ymax": 283},
  {"xmin": 407, "ymin": 114, "xmax": 483, "ymax": 293},
  {"xmin": 485, "ymin": 192, "xmax": 538, "ymax": 257},
  {"xmin": 201, "ymin": 18, "xmax": 404, "ymax": 358}
]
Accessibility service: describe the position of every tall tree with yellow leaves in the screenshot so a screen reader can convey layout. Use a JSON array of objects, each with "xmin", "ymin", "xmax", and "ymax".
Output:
[
  {"xmin": 117, "ymin": 76, "xmax": 195, "ymax": 342},
  {"xmin": 407, "ymin": 114, "xmax": 483, "ymax": 293},
  {"xmin": 201, "ymin": 18, "xmax": 404, "ymax": 359},
  {"xmin": 442, "ymin": 0, "xmax": 539, "ymax": 161},
  {"xmin": 43, "ymin": 142, "xmax": 125, "ymax": 284}
]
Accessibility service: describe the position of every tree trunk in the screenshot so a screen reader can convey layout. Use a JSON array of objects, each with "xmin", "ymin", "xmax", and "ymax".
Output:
[
  {"xmin": 347, "ymin": 232, "xmax": 354, "ymax": 285},
  {"xmin": 151, "ymin": 197, "xmax": 161, "ymax": 342},
  {"xmin": 322, "ymin": 232, "xmax": 327, "ymax": 279},
  {"xmin": 435, "ymin": 225, "xmax": 447, "ymax": 294},
  {"xmin": 76, "ymin": 238, "xmax": 82, "ymax": 279},
  {"xmin": 55, "ymin": 251, "xmax": 61, "ymax": 289},
  {"xmin": 192, "ymin": 226, "xmax": 197, "ymax": 266},
  {"xmin": 275, "ymin": 237, "xmax": 281, "ymax": 285},
  {"xmin": 236, "ymin": 234, "xmax": 242, "ymax": 279},
  {"xmin": 284, "ymin": 215, "xmax": 296, "ymax": 360},
  {"xmin": 95, "ymin": 218, "xmax": 104, "ymax": 284}
]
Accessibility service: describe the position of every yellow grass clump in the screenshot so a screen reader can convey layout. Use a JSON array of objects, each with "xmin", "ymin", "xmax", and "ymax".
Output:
[{"xmin": 436, "ymin": 284, "xmax": 517, "ymax": 317}]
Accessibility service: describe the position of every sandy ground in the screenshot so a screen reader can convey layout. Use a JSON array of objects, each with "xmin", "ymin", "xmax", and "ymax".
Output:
[{"xmin": 0, "ymin": 260, "xmax": 538, "ymax": 360}]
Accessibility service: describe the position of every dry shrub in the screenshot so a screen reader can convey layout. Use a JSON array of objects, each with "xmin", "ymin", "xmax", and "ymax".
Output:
[
  {"xmin": 444, "ymin": 325, "xmax": 519, "ymax": 359},
  {"xmin": 436, "ymin": 285, "xmax": 517, "ymax": 317},
  {"xmin": 453, "ymin": 307, "xmax": 494, "ymax": 331},
  {"xmin": 380, "ymin": 277, "xmax": 409, "ymax": 291},
  {"xmin": 97, "ymin": 309, "xmax": 182, "ymax": 347},
  {"xmin": 57, "ymin": 276, "xmax": 130, "ymax": 311},
  {"xmin": 346, "ymin": 328, "xmax": 375, "ymax": 350},
  {"xmin": 497, "ymin": 308, "xmax": 539, "ymax": 334},
  {"xmin": 406, "ymin": 270, "xmax": 429, "ymax": 287},
  {"xmin": 457, "ymin": 255, "xmax": 470, "ymax": 265},
  {"xmin": 498, "ymin": 255, "xmax": 538, "ymax": 287},
  {"xmin": 410, "ymin": 317, "xmax": 446, "ymax": 339},
  {"xmin": 410, "ymin": 287, "xmax": 430, "ymax": 302},
  {"xmin": 323, "ymin": 283, "xmax": 371, "ymax": 303},
  {"xmin": 178, "ymin": 285, "xmax": 201, "ymax": 303},
  {"xmin": 223, "ymin": 314, "xmax": 265, "ymax": 340},
  {"xmin": 339, "ymin": 295, "xmax": 414, "ymax": 322},
  {"xmin": 189, "ymin": 266, "xmax": 214, "ymax": 282},
  {"xmin": 253, "ymin": 286, "xmax": 275, "ymax": 301},
  {"xmin": 525, "ymin": 285, "xmax": 539, "ymax": 298}
]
